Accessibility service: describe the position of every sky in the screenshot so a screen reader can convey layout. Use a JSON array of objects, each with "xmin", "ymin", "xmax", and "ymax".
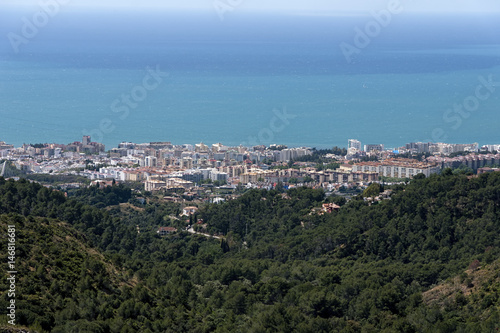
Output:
[
  {"xmin": 1, "ymin": 0, "xmax": 499, "ymax": 52},
  {"xmin": 2, "ymin": 0, "xmax": 500, "ymax": 14}
]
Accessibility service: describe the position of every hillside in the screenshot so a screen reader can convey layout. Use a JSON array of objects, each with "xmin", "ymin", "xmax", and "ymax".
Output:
[
  {"xmin": 422, "ymin": 257, "xmax": 500, "ymax": 330},
  {"xmin": 0, "ymin": 173, "xmax": 499, "ymax": 332},
  {"xmin": 0, "ymin": 213, "xmax": 131, "ymax": 332}
]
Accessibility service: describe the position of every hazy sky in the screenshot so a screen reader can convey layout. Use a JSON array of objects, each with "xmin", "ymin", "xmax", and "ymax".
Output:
[{"xmin": 3, "ymin": 0, "xmax": 500, "ymax": 14}]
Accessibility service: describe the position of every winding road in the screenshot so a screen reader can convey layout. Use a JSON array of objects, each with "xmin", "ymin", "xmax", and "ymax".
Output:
[{"xmin": 186, "ymin": 227, "xmax": 222, "ymax": 240}]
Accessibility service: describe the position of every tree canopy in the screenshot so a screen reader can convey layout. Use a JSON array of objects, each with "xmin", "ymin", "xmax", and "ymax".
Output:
[{"xmin": 1, "ymin": 172, "xmax": 500, "ymax": 332}]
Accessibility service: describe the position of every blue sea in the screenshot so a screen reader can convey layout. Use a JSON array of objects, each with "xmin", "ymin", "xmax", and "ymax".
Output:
[{"xmin": 1, "ymin": 9, "xmax": 499, "ymax": 149}]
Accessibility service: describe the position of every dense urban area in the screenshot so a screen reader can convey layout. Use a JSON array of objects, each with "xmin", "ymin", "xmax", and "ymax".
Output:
[{"xmin": 1, "ymin": 137, "xmax": 499, "ymax": 197}]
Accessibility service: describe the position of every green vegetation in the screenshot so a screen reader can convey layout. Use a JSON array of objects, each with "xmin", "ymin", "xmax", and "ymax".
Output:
[
  {"xmin": 292, "ymin": 147, "xmax": 347, "ymax": 163},
  {"xmin": 379, "ymin": 176, "xmax": 411, "ymax": 183},
  {"xmin": 0, "ymin": 215, "xmax": 125, "ymax": 332},
  {"xmin": 453, "ymin": 164, "xmax": 474, "ymax": 175},
  {"xmin": 396, "ymin": 152, "xmax": 431, "ymax": 161},
  {"xmin": 201, "ymin": 179, "xmax": 228, "ymax": 187},
  {"xmin": 359, "ymin": 155, "xmax": 379, "ymax": 162},
  {"xmin": 22, "ymin": 174, "xmax": 91, "ymax": 185},
  {"xmin": 84, "ymin": 163, "xmax": 108, "ymax": 171},
  {"xmin": 362, "ymin": 182, "xmax": 382, "ymax": 197},
  {"xmin": 316, "ymin": 162, "xmax": 340, "ymax": 171},
  {"xmin": 1, "ymin": 171, "xmax": 500, "ymax": 332}
]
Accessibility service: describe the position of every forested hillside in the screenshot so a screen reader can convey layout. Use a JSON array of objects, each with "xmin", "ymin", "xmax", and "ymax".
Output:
[{"xmin": 1, "ymin": 173, "xmax": 499, "ymax": 332}]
